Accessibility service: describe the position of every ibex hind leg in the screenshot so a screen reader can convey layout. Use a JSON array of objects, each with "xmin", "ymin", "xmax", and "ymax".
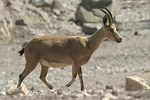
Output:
[{"xmin": 17, "ymin": 61, "xmax": 38, "ymax": 88}]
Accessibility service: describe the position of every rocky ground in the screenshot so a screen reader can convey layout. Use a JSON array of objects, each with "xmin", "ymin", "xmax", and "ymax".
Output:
[{"xmin": 0, "ymin": 0, "xmax": 150, "ymax": 100}]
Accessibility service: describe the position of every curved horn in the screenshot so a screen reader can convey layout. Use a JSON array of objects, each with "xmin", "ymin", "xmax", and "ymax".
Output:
[
  {"xmin": 100, "ymin": 9, "xmax": 112, "ymax": 24},
  {"xmin": 104, "ymin": 7, "xmax": 113, "ymax": 21},
  {"xmin": 103, "ymin": 15, "xmax": 107, "ymax": 25}
]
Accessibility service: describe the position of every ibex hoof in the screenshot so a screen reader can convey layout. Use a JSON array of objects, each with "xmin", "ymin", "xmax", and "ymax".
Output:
[
  {"xmin": 81, "ymin": 88, "xmax": 84, "ymax": 91},
  {"xmin": 66, "ymin": 84, "xmax": 70, "ymax": 87},
  {"xmin": 49, "ymin": 86, "xmax": 53, "ymax": 89}
]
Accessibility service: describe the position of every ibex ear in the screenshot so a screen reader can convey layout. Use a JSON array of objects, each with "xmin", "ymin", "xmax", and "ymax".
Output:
[
  {"xmin": 113, "ymin": 16, "xmax": 116, "ymax": 23},
  {"xmin": 103, "ymin": 15, "xmax": 107, "ymax": 26}
]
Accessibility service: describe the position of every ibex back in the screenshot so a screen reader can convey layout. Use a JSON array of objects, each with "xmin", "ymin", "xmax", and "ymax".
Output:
[{"xmin": 17, "ymin": 8, "xmax": 122, "ymax": 91}]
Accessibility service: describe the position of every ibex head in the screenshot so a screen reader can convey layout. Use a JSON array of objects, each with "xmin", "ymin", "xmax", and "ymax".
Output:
[{"xmin": 101, "ymin": 8, "xmax": 122, "ymax": 43}]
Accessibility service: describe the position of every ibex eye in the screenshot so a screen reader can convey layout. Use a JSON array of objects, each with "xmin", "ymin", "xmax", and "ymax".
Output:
[{"xmin": 110, "ymin": 29, "xmax": 113, "ymax": 32}]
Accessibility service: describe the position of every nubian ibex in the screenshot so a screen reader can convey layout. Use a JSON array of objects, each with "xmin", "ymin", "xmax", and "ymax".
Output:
[{"xmin": 17, "ymin": 8, "xmax": 122, "ymax": 91}]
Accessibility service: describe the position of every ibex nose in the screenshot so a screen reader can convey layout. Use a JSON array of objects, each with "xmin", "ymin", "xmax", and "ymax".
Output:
[
  {"xmin": 119, "ymin": 37, "xmax": 122, "ymax": 41},
  {"xmin": 117, "ymin": 37, "xmax": 122, "ymax": 43}
]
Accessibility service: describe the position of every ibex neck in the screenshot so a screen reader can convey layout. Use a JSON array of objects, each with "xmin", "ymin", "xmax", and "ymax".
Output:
[{"xmin": 88, "ymin": 27, "xmax": 105, "ymax": 52}]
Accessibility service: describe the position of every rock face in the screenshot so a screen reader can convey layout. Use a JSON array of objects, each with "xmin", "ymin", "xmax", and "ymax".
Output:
[
  {"xmin": 0, "ymin": 0, "xmax": 13, "ymax": 41},
  {"xmin": 0, "ymin": 0, "xmax": 81, "ymax": 43},
  {"xmin": 126, "ymin": 76, "xmax": 150, "ymax": 91},
  {"xmin": 0, "ymin": 0, "xmax": 51, "ymax": 42}
]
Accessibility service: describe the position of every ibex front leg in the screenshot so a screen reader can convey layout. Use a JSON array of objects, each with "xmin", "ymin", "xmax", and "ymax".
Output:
[
  {"xmin": 75, "ymin": 64, "xmax": 84, "ymax": 91},
  {"xmin": 40, "ymin": 64, "xmax": 53, "ymax": 89},
  {"xmin": 66, "ymin": 65, "xmax": 77, "ymax": 87}
]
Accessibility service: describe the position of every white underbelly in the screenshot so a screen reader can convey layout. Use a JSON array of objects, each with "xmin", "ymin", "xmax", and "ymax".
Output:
[{"xmin": 40, "ymin": 60, "xmax": 71, "ymax": 68}]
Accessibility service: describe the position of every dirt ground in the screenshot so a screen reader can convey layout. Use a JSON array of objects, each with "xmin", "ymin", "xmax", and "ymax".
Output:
[{"xmin": 0, "ymin": 0, "xmax": 150, "ymax": 100}]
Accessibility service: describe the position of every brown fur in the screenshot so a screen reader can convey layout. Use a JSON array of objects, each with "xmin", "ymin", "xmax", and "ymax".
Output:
[{"xmin": 17, "ymin": 9, "xmax": 122, "ymax": 91}]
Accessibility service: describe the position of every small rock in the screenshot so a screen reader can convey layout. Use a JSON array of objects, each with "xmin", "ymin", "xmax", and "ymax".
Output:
[
  {"xmin": 57, "ymin": 89, "xmax": 64, "ymax": 95},
  {"xmin": 96, "ymin": 80, "xmax": 104, "ymax": 85},
  {"xmin": 52, "ymin": 9, "xmax": 61, "ymax": 16},
  {"xmin": 22, "ymin": 42, "xmax": 28, "ymax": 48},
  {"xmin": 29, "ymin": 0, "xmax": 51, "ymax": 8},
  {"xmin": 122, "ymin": 69, "xmax": 129, "ymax": 73},
  {"xmin": 106, "ymin": 85, "xmax": 116, "ymax": 90},
  {"xmin": 0, "ymin": 91, "xmax": 6, "ymax": 95},
  {"xmin": 6, "ymin": 83, "xmax": 29, "ymax": 95},
  {"xmin": 49, "ymin": 89, "xmax": 57, "ymax": 94},
  {"xmin": 144, "ymin": 70, "xmax": 150, "ymax": 73},
  {"xmin": 15, "ymin": 19, "xmax": 27, "ymax": 26},
  {"xmin": 6, "ymin": 1, "xmax": 11, "ymax": 6},
  {"xmin": 101, "ymin": 92, "xmax": 118, "ymax": 100},
  {"xmin": 134, "ymin": 31, "xmax": 138, "ymax": 35},
  {"xmin": 82, "ymin": 91, "xmax": 92, "ymax": 97},
  {"xmin": 36, "ymin": 3, "xmax": 51, "ymax": 8},
  {"xmin": 96, "ymin": 65, "xmax": 101, "ymax": 70},
  {"xmin": 126, "ymin": 76, "xmax": 150, "ymax": 91},
  {"xmin": 98, "ymin": 90, "xmax": 104, "ymax": 94},
  {"xmin": 30, "ymin": 86, "xmax": 34, "ymax": 91},
  {"xmin": 134, "ymin": 31, "xmax": 141, "ymax": 36}
]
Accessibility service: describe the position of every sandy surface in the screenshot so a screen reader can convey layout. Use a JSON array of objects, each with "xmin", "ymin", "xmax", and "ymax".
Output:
[{"xmin": 0, "ymin": 0, "xmax": 150, "ymax": 100}]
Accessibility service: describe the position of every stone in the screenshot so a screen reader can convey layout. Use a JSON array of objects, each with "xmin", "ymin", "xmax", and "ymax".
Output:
[
  {"xmin": 75, "ymin": 0, "xmax": 122, "ymax": 36},
  {"xmin": 80, "ymin": 0, "xmax": 112, "ymax": 10},
  {"xmin": 82, "ymin": 91, "xmax": 92, "ymax": 97},
  {"xmin": 134, "ymin": 31, "xmax": 141, "ymax": 36},
  {"xmin": 82, "ymin": 23, "xmax": 102, "ymax": 34},
  {"xmin": 6, "ymin": 83, "xmax": 29, "ymax": 95},
  {"xmin": 15, "ymin": 19, "xmax": 27, "ymax": 26},
  {"xmin": 29, "ymin": 0, "xmax": 51, "ymax": 8},
  {"xmin": 21, "ymin": 42, "xmax": 28, "ymax": 48},
  {"xmin": 75, "ymin": 0, "xmax": 114, "ymax": 24},
  {"xmin": 51, "ymin": 0, "xmax": 66, "ymax": 13},
  {"xmin": 105, "ymin": 85, "xmax": 116, "ymax": 90},
  {"xmin": 101, "ymin": 92, "xmax": 118, "ymax": 100},
  {"xmin": 52, "ymin": 9, "xmax": 61, "ymax": 16},
  {"xmin": 0, "ymin": 91, "xmax": 6, "ymax": 95},
  {"xmin": 75, "ymin": 6, "xmax": 100, "ymax": 24},
  {"xmin": 126, "ymin": 76, "xmax": 150, "ymax": 91}
]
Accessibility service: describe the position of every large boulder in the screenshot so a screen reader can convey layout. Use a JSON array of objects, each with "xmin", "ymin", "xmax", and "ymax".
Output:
[
  {"xmin": 75, "ymin": 0, "xmax": 122, "ymax": 34},
  {"xmin": 76, "ymin": 6, "xmax": 100, "ymax": 24},
  {"xmin": 75, "ymin": 0, "xmax": 113, "ymax": 24},
  {"xmin": 80, "ymin": 0, "xmax": 112, "ymax": 10},
  {"xmin": 51, "ymin": 0, "xmax": 66, "ymax": 14},
  {"xmin": 126, "ymin": 76, "xmax": 150, "ymax": 91},
  {"xmin": 82, "ymin": 23, "xmax": 102, "ymax": 34}
]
